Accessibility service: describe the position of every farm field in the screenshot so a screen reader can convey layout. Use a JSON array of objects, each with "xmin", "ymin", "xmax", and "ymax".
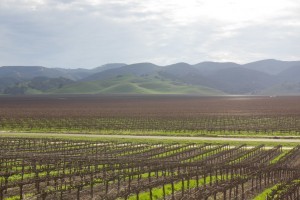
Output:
[
  {"xmin": 0, "ymin": 95, "xmax": 300, "ymax": 137},
  {"xmin": 1, "ymin": 95, "xmax": 300, "ymax": 199},
  {"xmin": 1, "ymin": 137, "xmax": 300, "ymax": 200}
]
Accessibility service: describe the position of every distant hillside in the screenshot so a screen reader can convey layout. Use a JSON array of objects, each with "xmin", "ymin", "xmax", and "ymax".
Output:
[
  {"xmin": 207, "ymin": 67, "xmax": 277, "ymax": 94},
  {"xmin": 92, "ymin": 63, "xmax": 127, "ymax": 73},
  {"xmin": 0, "ymin": 66, "xmax": 64, "ymax": 79},
  {"xmin": 261, "ymin": 82, "xmax": 300, "ymax": 95},
  {"xmin": 193, "ymin": 61, "xmax": 241, "ymax": 75},
  {"xmin": 243, "ymin": 59, "xmax": 300, "ymax": 75},
  {"xmin": 1, "ymin": 59, "xmax": 300, "ymax": 95},
  {"xmin": 3, "ymin": 77, "xmax": 74, "ymax": 95},
  {"xmin": 159, "ymin": 63, "xmax": 217, "ymax": 88},
  {"xmin": 0, "ymin": 64, "xmax": 128, "ymax": 81},
  {"xmin": 0, "ymin": 77, "xmax": 21, "ymax": 93},
  {"xmin": 52, "ymin": 75, "xmax": 224, "ymax": 95},
  {"xmin": 277, "ymin": 65, "xmax": 300, "ymax": 82},
  {"xmin": 83, "ymin": 63, "xmax": 159, "ymax": 81}
]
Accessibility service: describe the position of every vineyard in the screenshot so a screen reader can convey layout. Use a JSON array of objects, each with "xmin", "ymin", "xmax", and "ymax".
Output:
[
  {"xmin": 1, "ymin": 95, "xmax": 300, "ymax": 199},
  {"xmin": 1, "ymin": 137, "xmax": 300, "ymax": 200},
  {"xmin": 0, "ymin": 95, "xmax": 300, "ymax": 135}
]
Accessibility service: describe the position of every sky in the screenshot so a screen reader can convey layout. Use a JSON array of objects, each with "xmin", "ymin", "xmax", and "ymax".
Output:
[{"xmin": 0, "ymin": 0, "xmax": 299, "ymax": 68}]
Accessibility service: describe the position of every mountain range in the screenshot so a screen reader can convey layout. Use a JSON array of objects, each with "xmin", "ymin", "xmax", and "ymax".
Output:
[{"xmin": 1, "ymin": 59, "xmax": 300, "ymax": 95}]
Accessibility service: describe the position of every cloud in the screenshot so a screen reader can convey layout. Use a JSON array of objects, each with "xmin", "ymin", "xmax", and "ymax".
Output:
[{"xmin": 0, "ymin": 0, "xmax": 299, "ymax": 67}]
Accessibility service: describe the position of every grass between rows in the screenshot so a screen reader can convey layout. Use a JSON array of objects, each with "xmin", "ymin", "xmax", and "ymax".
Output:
[
  {"xmin": 253, "ymin": 180, "xmax": 300, "ymax": 200},
  {"xmin": 1, "ymin": 127, "xmax": 300, "ymax": 138},
  {"xmin": 0, "ymin": 132, "xmax": 298, "ymax": 147},
  {"xmin": 253, "ymin": 184, "xmax": 279, "ymax": 200},
  {"xmin": 126, "ymin": 175, "xmax": 222, "ymax": 200},
  {"xmin": 1, "ymin": 133, "xmax": 298, "ymax": 200}
]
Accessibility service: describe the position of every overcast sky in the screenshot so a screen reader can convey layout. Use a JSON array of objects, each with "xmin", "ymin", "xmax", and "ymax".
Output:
[{"xmin": 0, "ymin": 0, "xmax": 299, "ymax": 68}]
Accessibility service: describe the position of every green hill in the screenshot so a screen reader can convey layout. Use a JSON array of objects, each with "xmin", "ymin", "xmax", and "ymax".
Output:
[
  {"xmin": 2, "ymin": 60, "xmax": 300, "ymax": 95},
  {"xmin": 51, "ymin": 75, "xmax": 224, "ymax": 95}
]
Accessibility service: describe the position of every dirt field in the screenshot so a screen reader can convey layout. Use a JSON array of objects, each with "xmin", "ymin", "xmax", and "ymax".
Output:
[
  {"xmin": 1, "ymin": 95, "xmax": 300, "ymax": 117},
  {"xmin": 0, "ymin": 95, "xmax": 300, "ymax": 134}
]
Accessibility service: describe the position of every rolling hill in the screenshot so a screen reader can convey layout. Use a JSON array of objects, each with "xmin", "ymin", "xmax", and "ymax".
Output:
[
  {"xmin": 277, "ymin": 65, "xmax": 300, "ymax": 82},
  {"xmin": 1, "ymin": 59, "xmax": 300, "ymax": 95},
  {"xmin": 243, "ymin": 59, "xmax": 300, "ymax": 75},
  {"xmin": 51, "ymin": 75, "xmax": 224, "ymax": 95},
  {"xmin": 83, "ymin": 63, "xmax": 160, "ymax": 81},
  {"xmin": 193, "ymin": 61, "xmax": 241, "ymax": 75},
  {"xmin": 207, "ymin": 67, "xmax": 277, "ymax": 94}
]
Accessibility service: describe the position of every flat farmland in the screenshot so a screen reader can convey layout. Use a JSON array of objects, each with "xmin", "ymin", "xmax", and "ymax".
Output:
[
  {"xmin": 1, "ymin": 96, "xmax": 300, "ymax": 199},
  {"xmin": 0, "ymin": 95, "xmax": 300, "ymax": 136}
]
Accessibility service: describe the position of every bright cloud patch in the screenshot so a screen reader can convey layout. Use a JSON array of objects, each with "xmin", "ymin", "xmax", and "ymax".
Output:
[{"xmin": 0, "ymin": 0, "xmax": 299, "ymax": 67}]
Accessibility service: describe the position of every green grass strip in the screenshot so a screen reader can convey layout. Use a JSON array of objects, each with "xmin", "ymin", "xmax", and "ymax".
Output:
[
  {"xmin": 253, "ymin": 183, "xmax": 281, "ymax": 200},
  {"xmin": 270, "ymin": 150, "xmax": 289, "ymax": 164},
  {"xmin": 0, "ymin": 133, "xmax": 298, "ymax": 147},
  {"xmin": 127, "ymin": 175, "xmax": 222, "ymax": 200}
]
